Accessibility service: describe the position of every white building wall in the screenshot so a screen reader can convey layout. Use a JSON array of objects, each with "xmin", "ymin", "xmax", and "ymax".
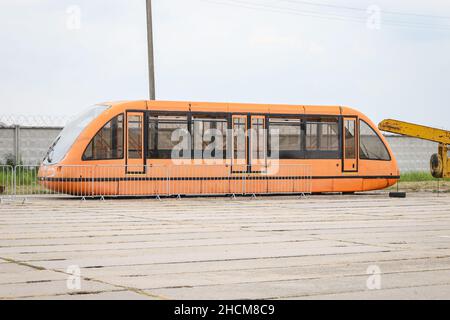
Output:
[
  {"xmin": 0, "ymin": 128, "xmax": 15, "ymax": 163},
  {"xmin": 385, "ymin": 135, "xmax": 437, "ymax": 173},
  {"xmin": 0, "ymin": 127, "xmax": 61, "ymax": 165}
]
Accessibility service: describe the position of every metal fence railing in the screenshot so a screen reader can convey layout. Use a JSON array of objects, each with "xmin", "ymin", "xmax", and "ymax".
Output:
[
  {"xmin": 1, "ymin": 164, "xmax": 313, "ymax": 199},
  {"xmin": 14, "ymin": 165, "xmax": 46, "ymax": 197},
  {"xmin": 167, "ymin": 164, "xmax": 312, "ymax": 197},
  {"xmin": 0, "ymin": 165, "xmax": 14, "ymax": 200}
]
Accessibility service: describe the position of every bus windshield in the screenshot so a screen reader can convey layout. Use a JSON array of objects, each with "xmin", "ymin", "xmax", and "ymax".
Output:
[{"xmin": 43, "ymin": 105, "xmax": 110, "ymax": 165}]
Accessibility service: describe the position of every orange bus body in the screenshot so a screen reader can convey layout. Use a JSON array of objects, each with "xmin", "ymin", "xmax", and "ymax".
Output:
[{"xmin": 38, "ymin": 100, "xmax": 399, "ymax": 196}]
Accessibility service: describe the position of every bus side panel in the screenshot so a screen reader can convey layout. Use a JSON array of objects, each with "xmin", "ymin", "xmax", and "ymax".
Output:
[
  {"xmin": 311, "ymin": 179, "xmax": 333, "ymax": 193},
  {"xmin": 200, "ymin": 165, "xmax": 230, "ymax": 195},
  {"xmin": 333, "ymin": 178, "xmax": 363, "ymax": 192},
  {"xmin": 246, "ymin": 176, "xmax": 268, "ymax": 194},
  {"xmin": 230, "ymin": 174, "xmax": 246, "ymax": 195},
  {"xmin": 362, "ymin": 178, "xmax": 394, "ymax": 192}
]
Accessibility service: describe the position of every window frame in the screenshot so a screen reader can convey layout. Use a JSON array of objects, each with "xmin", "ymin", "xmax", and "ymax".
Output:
[
  {"xmin": 142, "ymin": 110, "xmax": 350, "ymax": 162},
  {"xmin": 268, "ymin": 116, "xmax": 303, "ymax": 159},
  {"xmin": 250, "ymin": 116, "xmax": 267, "ymax": 165},
  {"xmin": 147, "ymin": 113, "xmax": 190, "ymax": 160},
  {"xmin": 192, "ymin": 114, "xmax": 229, "ymax": 160},
  {"xmin": 82, "ymin": 113, "xmax": 125, "ymax": 161},
  {"xmin": 359, "ymin": 119, "xmax": 392, "ymax": 161},
  {"xmin": 304, "ymin": 116, "xmax": 342, "ymax": 160}
]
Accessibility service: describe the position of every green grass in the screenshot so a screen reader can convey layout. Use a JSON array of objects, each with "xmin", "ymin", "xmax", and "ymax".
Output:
[
  {"xmin": 0, "ymin": 169, "xmax": 39, "ymax": 187},
  {"xmin": 0, "ymin": 170, "xmax": 14, "ymax": 194},
  {"xmin": 400, "ymin": 171, "xmax": 450, "ymax": 182},
  {"xmin": 0, "ymin": 171, "xmax": 14, "ymax": 184},
  {"xmin": 1, "ymin": 168, "xmax": 52, "ymax": 195},
  {"xmin": 13, "ymin": 169, "xmax": 39, "ymax": 186}
]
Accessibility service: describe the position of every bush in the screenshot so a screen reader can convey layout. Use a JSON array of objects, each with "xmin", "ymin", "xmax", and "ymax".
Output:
[{"xmin": 3, "ymin": 153, "xmax": 17, "ymax": 167}]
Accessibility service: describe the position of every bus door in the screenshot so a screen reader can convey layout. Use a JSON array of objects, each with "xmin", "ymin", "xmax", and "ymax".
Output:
[
  {"xmin": 250, "ymin": 116, "xmax": 267, "ymax": 172},
  {"xmin": 231, "ymin": 115, "xmax": 248, "ymax": 173},
  {"xmin": 343, "ymin": 117, "xmax": 358, "ymax": 172},
  {"xmin": 126, "ymin": 112, "xmax": 145, "ymax": 174}
]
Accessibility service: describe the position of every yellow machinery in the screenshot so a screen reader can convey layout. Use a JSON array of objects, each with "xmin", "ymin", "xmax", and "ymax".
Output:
[{"xmin": 379, "ymin": 119, "xmax": 450, "ymax": 178}]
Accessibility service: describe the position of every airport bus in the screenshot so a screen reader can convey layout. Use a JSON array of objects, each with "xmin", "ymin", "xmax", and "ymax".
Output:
[{"xmin": 38, "ymin": 100, "xmax": 399, "ymax": 196}]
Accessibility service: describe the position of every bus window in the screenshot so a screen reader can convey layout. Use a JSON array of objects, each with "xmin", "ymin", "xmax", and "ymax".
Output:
[
  {"xmin": 343, "ymin": 118, "xmax": 358, "ymax": 171},
  {"xmin": 269, "ymin": 117, "xmax": 301, "ymax": 159},
  {"xmin": 345, "ymin": 119, "xmax": 356, "ymax": 159},
  {"xmin": 306, "ymin": 118, "xmax": 339, "ymax": 152},
  {"xmin": 148, "ymin": 115, "xmax": 188, "ymax": 159},
  {"xmin": 360, "ymin": 120, "xmax": 391, "ymax": 161},
  {"xmin": 193, "ymin": 116, "xmax": 227, "ymax": 159},
  {"xmin": 251, "ymin": 117, "xmax": 266, "ymax": 163},
  {"xmin": 127, "ymin": 115, "xmax": 143, "ymax": 159},
  {"xmin": 342, "ymin": 118, "xmax": 358, "ymax": 171},
  {"xmin": 305, "ymin": 117, "xmax": 339, "ymax": 159},
  {"xmin": 233, "ymin": 117, "xmax": 246, "ymax": 162},
  {"xmin": 83, "ymin": 114, "xmax": 124, "ymax": 160},
  {"xmin": 46, "ymin": 105, "xmax": 109, "ymax": 164}
]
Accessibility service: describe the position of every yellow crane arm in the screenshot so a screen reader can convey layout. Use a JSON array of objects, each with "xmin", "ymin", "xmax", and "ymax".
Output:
[
  {"xmin": 378, "ymin": 119, "xmax": 450, "ymax": 178},
  {"xmin": 379, "ymin": 119, "xmax": 450, "ymax": 145}
]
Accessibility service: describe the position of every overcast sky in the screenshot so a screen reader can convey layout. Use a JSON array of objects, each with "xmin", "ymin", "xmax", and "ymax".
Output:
[{"xmin": 0, "ymin": 0, "xmax": 449, "ymax": 128}]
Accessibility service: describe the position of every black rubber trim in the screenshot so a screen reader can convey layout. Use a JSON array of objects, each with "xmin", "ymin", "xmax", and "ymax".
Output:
[
  {"xmin": 389, "ymin": 192, "xmax": 407, "ymax": 198},
  {"xmin": 39, "ymin": 175, "xmax": 400, "ymax": 183}
]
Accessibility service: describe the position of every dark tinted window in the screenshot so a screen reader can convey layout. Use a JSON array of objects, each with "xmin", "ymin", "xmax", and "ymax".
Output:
[
  {"xmin": 360, "ymin": 120, "xmax": 391, "ymax": 161},
  {"xmin": 83, "ymin": 114, "xmax": 124, "ymax": 160},
  {"xmin": 232, "ymin": 117, "xmax": 246, "ymax": 161},
  {"xmin": 127, "ymin": 115, "xmax": 143, "ymax": 159},
  {"xmin": 148, "ymin": 115, "xmax": 189, "ymax": 159},
  {"xmin": 269, "ymin": 118, "xmax": 301, "ymax": 159},
  {"xmin": 344, "ymin": 119, "xmax": 356, "ymax": 159},
  {"xmin": 251, "ymin": 117, "xmax": 266, "ymax": 162},
  {"xmin": 306, "ymin": 117, "xmax": 339, "ymax": 151},
  {"xmin": 193, "ymin": 116, "xmax": 228, "ymax": 159}
]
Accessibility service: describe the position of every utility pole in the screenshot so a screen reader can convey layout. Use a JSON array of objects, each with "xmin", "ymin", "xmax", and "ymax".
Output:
[{"xmin": 146, "ymin": 0, "xmax": 156, "ymax": 100}]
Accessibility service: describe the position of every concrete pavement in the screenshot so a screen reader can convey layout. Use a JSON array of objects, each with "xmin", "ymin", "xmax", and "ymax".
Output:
[{"xmin": 1, "ymin": 193, "xmax": 450, "ymax": 299}]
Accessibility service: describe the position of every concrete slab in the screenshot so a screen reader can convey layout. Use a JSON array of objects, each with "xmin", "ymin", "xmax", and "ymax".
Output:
[{"xmin": 1, "ymin": 192, "xmax": 450, "ymax": 299}]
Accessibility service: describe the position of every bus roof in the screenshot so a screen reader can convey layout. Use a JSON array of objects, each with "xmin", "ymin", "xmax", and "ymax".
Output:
[{"xmin": 106, "ymin": 100, "xmax": 360, "ymax": 117}]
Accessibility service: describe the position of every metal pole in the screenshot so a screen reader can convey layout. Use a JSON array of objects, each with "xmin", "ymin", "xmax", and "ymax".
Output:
[
  {"xmin": 14, "ymin": 125, "xmax": 20, "ymax": 165},
  {"xmin": 146, "ymin": 0, "xmax": 156, "ymax": 100}
]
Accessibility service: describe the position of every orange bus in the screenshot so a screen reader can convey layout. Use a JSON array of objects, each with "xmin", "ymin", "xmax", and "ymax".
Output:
[{"xmin": 38, "ymin": 100, "xmax": 399, "ymax": 196}]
